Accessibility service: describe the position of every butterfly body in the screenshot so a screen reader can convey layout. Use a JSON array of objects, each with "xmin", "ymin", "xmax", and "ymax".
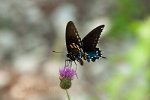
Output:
[
  {"xmin": 65, "ymin": 21, "xmax": 105, "ymax": 65},
  {"xmin": 66, "ymin": 43, "xmax": 80, "ymax": 60}
]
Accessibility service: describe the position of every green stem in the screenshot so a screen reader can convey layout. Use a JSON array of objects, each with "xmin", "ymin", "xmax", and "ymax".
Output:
[{"xmin": 66, "ymin": 89, "xmax": 71, "ymax": 100}]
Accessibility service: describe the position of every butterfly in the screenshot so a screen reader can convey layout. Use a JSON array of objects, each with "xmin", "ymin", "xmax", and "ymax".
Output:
[{"xmin": 66, "ymin": 21, "xmax": 105, "ymax": 65}]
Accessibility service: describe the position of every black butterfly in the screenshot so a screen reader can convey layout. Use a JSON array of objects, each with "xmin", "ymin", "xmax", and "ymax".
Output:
[{"xmin": 66, "ymin": 21, "xmax": 105, "ymax": 65}]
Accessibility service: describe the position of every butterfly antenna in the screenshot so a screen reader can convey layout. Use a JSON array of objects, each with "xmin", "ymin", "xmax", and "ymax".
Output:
[{"xmin": 52, "ymin": 51, "xmax": 64, "ymax": 53}]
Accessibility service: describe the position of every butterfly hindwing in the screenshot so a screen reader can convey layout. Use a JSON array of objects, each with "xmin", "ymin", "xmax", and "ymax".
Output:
[
  {"xmin": 82, "ymin": 25, "xmax": 104, "ymax": 52},
  {"xmin": 81, "ymin": 25, "xmax": 105, "ymax": 62}
]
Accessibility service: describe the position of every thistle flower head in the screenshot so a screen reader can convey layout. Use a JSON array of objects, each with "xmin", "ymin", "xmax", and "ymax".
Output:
[
  {"xmin": 59, "ymin": 66, "xmax": 77, "ymax": 80},
  {"xmin": 59, "ymin": 66, "xmax": 77, "ymax": 89}
]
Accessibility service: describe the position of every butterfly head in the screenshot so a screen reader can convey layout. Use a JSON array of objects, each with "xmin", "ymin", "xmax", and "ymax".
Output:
[{"xmin": 66, "ymin": 53, "xmax": 75, "ymax": 61}]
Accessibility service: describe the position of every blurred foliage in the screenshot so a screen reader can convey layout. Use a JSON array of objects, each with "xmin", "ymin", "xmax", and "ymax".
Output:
[
  {"xmin": 99, "ymin": 0, "xmax": 150, "ymax": 99},
  {"xmin": 109, "ymin": 0, "xmax": 144, "ymax": 38},
  {"xmin": 102, "ymin": 17, "xmax": 150, "ymax": 100}
]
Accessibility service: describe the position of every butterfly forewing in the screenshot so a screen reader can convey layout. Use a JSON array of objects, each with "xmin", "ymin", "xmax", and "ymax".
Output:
[
  {"xmin": 66, "ymin": 21, "xmax": 82, "ymax": 53},
  {"xmin": 82, "ymin": 25, "xmax": 105, "ymax": 52}
]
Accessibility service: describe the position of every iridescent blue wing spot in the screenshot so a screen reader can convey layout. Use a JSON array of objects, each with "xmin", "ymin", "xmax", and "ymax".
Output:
[{"xmin": 86, "ymin": 49, "xmax": 102, "ymax": 62}]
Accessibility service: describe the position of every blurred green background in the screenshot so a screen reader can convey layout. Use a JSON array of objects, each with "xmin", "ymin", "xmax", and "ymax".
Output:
[{"xmin": 0, "ymin": 0, "xmax": 150, "ymax": 100}]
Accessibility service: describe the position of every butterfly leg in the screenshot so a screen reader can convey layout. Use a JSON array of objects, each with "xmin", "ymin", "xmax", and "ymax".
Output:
[
  {"xmin": 65, "ymin": 59, "xmax": 70, "ymax": 67},
  {"xmin": 65, "ymin": 59, "xmax": 68, "ymax": 67},
  {"xmin": 65, "ymin": 60, "xmax": 67, "ymax": 67},
  {"xmin": 73, "ymin": 61, "xmax": 78, "ymax": 79},
  {"xmin": 65, "ymin": 59, "xmax": 73, "ymax": 67},
  {"xmin": 74, "ymin": 61, "xmax": 77, "ymax": 69},
  {"xmin": 70, "ymin": 61, "xmax": 72, "ymax": 67}
]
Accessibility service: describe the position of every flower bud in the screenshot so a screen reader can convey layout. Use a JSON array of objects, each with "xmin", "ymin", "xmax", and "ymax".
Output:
[
  {"xmin": 59, "ymin": 66, "xmax": 77, "ymax": 89},
  {"xmin": 60, "ymin": 79, "xmax": 72, "ymax": 89}
]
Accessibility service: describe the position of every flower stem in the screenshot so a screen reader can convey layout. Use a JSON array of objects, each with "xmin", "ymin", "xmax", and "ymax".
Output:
[{"xmin": 66, "ymin": 89, "xmax": 71, "ymax": 100}]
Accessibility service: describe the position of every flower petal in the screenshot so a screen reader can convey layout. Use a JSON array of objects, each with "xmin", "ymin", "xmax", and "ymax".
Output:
[{"xmin": 59, "ymin": 66, "xmax": 77, "ymax": 80}]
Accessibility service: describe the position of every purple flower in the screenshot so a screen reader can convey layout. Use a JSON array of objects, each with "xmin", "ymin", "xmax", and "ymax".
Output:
[
  {"xmin": 59, "ymin": 66, "xmax": 77, "ymax": 89},
  {"xmin": 59, "ymin": 66, "xmax": 77, "ymax": 80}
]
